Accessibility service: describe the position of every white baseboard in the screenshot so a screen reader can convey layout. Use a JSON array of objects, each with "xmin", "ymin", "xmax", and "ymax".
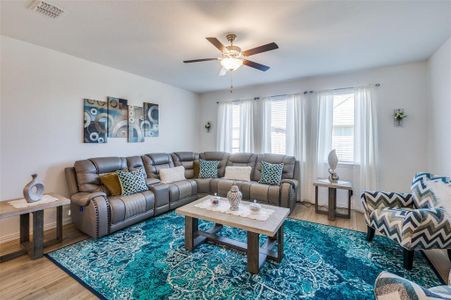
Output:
[{"xmin": 0, "ymin": 216, "xmax": 72, "ymax": 243}]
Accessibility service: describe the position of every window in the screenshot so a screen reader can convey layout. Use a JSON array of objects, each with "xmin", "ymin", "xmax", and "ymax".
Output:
[
  {"xmin": 231, "ymin": 103, "xmax": 240, "ymax": 153},
  {"xmin": 332, "ymin": 93, "xmax": 354, "ymax": 162},
  {"xmin": 270, "ymin": 99, "xmax": 287, "ymax": 154}
]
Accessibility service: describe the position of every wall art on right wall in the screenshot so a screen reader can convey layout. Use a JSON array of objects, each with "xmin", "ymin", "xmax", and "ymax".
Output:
[{"xmin": 143, "ymin": 102, "xmax": 159, "ymax": 137}]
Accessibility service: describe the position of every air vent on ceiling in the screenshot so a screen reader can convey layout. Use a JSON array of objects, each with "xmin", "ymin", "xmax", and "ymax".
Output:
[{"xmin": 29, "ymin": 0, "xmax": 64, "ymax": 18}]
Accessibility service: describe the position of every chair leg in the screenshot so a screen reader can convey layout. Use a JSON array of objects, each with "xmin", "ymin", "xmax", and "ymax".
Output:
[
  {"xmin": 367, "ymin": 226, "xmax": 375, "ymax": 242},
  {"xmin": 403, "ymin": 249, "xmax": 414, "ymax": 270}
]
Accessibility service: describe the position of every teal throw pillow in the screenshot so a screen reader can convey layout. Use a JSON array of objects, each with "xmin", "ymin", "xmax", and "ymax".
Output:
[
  {"xmin": 199, "ymin": 159, "xmax": 220, "ymax": 178},
  {"xmin": 259, "ymin": 161, "xmax": 284, "ymax": 185},
  {"xmin": 116, "ymin": 169, "xmax": 148, "ymax": 196}
]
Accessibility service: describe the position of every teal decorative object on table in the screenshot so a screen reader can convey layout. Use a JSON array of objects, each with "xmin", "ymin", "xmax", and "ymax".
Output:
[{"xmin": 46, "ymin": 212, "xmax": 442, "ymax": 300}]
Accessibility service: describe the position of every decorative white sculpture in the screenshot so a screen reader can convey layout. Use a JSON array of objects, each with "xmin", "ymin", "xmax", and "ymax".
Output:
[
  {"xmin": 23, "ymin": 174, "xmax": 44, "ymax": 203},
  {"xmin": 328, "ymin": 150, "xmax": 339, "ymax": 183}
]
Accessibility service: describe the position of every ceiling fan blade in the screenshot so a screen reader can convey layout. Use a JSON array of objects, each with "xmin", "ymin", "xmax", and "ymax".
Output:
[
  {"xmin": 243, "ymin": 59, "xmax": 270, "ymax": 71},
  {"xmin": 242, "ymin": 42, "xmax": 279, "ymax": 57},
  {"xmin": 183, "ymin": 58, "xmax": 218, "ymax": 63},
  {"xmin": 206, "ymin": 37, "xmax": 225, "ymax": 52},
  {"xmin": 218, "ymin": 67, "xmax": 227, "ymax": 76}
]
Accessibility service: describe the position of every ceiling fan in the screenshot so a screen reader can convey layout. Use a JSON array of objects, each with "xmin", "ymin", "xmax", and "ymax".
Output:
[{"xmin": 183, "ymin": 33, "xmax": 278, "ymax": 75}]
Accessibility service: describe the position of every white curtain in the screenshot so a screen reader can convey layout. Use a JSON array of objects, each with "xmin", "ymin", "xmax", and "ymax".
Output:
[
  {"xmin": 260, "ymin": 97, "xmax": 272, "ymax": 153},
  {"xmin": 301, "ymin": 91, "xmax": 334, "ymax": 203},
  {"xmin": 239, "ymin": 100, "xmax": 255, "ymax": 152},
  {"xmin": 216, "ymin": 102, "xmax": 233, "ymax": 152},
  {"xmin": 353, "ymin": 87, "xmax": 378, "ymax": 196}
]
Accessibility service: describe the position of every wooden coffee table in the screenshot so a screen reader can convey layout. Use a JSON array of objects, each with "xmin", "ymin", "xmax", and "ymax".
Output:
[{"xmin": 176, "ymin": 196, "xmax": 290, "ymax": 274}]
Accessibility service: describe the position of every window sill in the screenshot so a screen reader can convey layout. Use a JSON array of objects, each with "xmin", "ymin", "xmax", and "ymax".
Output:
[{"xmin": 338, "ymin": 162, "xmax": 359, "ymax": 167}]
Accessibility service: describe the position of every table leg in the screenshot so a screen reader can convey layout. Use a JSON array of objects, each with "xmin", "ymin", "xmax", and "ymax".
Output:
[
  {"xmin": 56, "ymin": 206, "xmax": 63, "ymax": 242},
  {"xmin": 277, "ymin": 224, "xmax": 284, "ymax": 262},
  {"xmin": 184, "ymin": 216, "xmax": 198, "ymax": 250},
  {"xmin": 328, "ymin": 188, "xmax": 337, "ymax": 221},
  {"xmin": 247, "ymin": 231, "xmax": 260, "ymax": 274},
  {"xmin": 314, "ymin": 186, "xmax": 319, "ymax": 213},
  {"xmin": 347, "ymin": 190, "xmax": 353, "ymax": 218},
  {"xmin": 20, "ymin": 213, "xmax": 30, "ymax": 244},
  {"xmin": 31, "ymin": 210, "xmax": 44, "ymax": 259}
]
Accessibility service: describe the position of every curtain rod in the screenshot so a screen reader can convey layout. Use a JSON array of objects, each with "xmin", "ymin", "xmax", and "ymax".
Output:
[{"xmin": 216, "ymin": 83, "xmax": 381, "ymax": 104}]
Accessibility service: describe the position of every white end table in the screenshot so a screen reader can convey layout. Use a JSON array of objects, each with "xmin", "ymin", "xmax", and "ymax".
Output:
[{"xmin": 313, "ymin": 179, "xmax": 353, "ymax": 221}]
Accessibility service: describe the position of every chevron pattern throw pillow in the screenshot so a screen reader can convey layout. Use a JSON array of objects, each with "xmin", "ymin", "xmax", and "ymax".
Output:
[
  {"xmin": 116, "ymin": 169, "xmax": 148, "ymax": 196},
  {"xmin": 198, "ymin": 159, "xmax": 220, "ymax": 178},
  {"xmin": 411, "ymin": 172, "xmax": 450, "ymax": 209},
  {"xmin": 259, "ymin": 161, "xmax": 284, "ymax": 185}
]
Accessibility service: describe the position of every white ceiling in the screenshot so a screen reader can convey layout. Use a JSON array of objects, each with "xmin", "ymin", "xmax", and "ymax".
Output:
[{"xmin": 1, "ymin": 1, "xmax": 451, "ymax": 93}]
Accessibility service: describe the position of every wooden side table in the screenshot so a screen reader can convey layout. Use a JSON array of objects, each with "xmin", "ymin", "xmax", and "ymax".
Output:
[
  {"xmin": 313, "ymin": 179, "xmax": 353, "ymax": 221},
  {"xmin": 0, "ymin": 193, "xmax": 70, "ymax": 262}
]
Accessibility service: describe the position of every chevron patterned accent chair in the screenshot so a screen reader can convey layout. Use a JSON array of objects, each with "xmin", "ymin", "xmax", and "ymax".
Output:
[
  {"xmin": 361, "ymin": 172, "xmax": 451, "ymax": 270},
  {"xmin": 374, "ymin": 271, "xmax": 451, "ymax": 300}
]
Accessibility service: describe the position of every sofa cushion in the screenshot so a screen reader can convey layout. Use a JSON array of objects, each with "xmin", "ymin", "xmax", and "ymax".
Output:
[
  {"xmin": 141, "ymin": 153, "xmax": 175, "ymax": 178},
  {"xmin": 249, "ymin": 182, "xmax": 281, "ymax": 206},
  {"xmin": 411, "ymin": 172, "xmax": 451, "ymax": 209},
  {"xmin": 168, "ymin": 180, "xmax": 197, "ymax": 202},
  {"xmin": 199, "ymin": 159, "xmax": 220, "ymax": 178},
  {"xmin": 160, "ymin": 166, "xmax": 186, "ymax": 184},
  {"xmin": 74, "ymin": 157, "xmax": 127, "ymax": 192},
  {"xmin": 194, "ymin": 178, "xmax": 211, "ymax": 194},
  {"xmin": 171, "ymin": 152, "xmax": 199, "ymax": 179},
  {"xmin": 259, "ymin": 161, "xmax": 284, "ymax": 185},
  {"xmin": 109, "ymin": 191, "xmax": 154, "ymax": 224},
  {"xmin": 224, "ymin": 166, "xmax": 252, "ymax": 182},
  {"xmin": 117, "ymin": 169, "xmax": 148, "ymax": 196}
]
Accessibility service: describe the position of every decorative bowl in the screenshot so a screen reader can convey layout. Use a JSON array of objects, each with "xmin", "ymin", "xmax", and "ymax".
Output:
[{"xmin": 249, "ymin": 200, "xmax": 261, "ymax": 212}]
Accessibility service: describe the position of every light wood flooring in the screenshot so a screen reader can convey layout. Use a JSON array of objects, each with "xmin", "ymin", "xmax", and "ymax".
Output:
[{"xmin": 0, "ymin": 203, "xmax": 448, "ymax": 300}]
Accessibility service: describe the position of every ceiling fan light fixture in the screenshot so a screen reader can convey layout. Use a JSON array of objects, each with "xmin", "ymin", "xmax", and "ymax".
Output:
[{"xmin": 220, "ymin": 57, "xmax": 243, "ymax": 71}]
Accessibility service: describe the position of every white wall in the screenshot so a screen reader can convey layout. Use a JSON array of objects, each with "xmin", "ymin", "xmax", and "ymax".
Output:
[
  {"xmin": 199, "ymin": 62, "xmax": 429, "ymax": 196},
  {"xmin": 427, "ymin": 36, "xmax": 451, "ymax": 175},
  {"xmin": 0, "ymin": 36, "xmax": 200, "ymax": 241}
]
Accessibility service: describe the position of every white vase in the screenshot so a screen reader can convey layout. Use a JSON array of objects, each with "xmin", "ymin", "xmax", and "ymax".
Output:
[{"xmin": 227, "ymin": 185, "xmax": 242, "ymax": 211}]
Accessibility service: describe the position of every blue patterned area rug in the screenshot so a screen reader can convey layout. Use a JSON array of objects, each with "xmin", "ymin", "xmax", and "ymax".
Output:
[{"xmin": 46, "ymin": 212, "xmax": 442, "ymax": 299}]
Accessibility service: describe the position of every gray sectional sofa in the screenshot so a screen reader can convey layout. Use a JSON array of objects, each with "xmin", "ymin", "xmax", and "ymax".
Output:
[{"xmin": 65, "ymin": 151, "xmax": 299, "ymax": 238}]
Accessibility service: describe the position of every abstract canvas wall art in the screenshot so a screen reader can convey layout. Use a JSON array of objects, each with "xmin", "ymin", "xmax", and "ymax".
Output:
[
  {"xmin": 107, "ymin": 97, "xmax": 128, "ymax": 138},
  {"xmin": 128, "ymin": 105, "xmax": 145, "ymax": 143},
  {"xmin": 143, "ymin": 102, "xmax": 159, "ymax": 137},
  {"xmin": 83, "ymin": 99, "xmax": 108, "ymax": 143}
]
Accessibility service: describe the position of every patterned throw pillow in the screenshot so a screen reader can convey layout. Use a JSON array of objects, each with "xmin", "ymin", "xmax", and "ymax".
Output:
[
  {"xmin": 259, "ymin": 161, "xmax": 284, "ymax": 185},
  {"xmin": 411, "ymin": 172, "xmax": 451, "ymax": 209},
  {"xmin": 374, "ymin": 272, "xmax": 447, "ymax": 300},
  {"xmin": 116, "ymin": 169, "xmax": 148, "ymax": 196},
  {"xmin": 198, "ymin": 159, "xmax": 220, "ymax": 178}
]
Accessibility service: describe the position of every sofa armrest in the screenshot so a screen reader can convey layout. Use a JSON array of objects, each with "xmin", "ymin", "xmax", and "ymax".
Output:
[
  {"xmin": 403, "ymin": 208, "xmax": 451, "ymax": 250},
  {"xmin": 280, "ymin": 178, "xmax": 298, "ymax": 190},
  {"xmin": 71, "ymin": 191, "xmax": 107, "ymax": 206}
]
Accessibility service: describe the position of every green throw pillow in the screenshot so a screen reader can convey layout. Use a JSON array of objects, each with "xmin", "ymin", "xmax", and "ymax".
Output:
[
  {"xmin": 198, "ymin": 159, "xmax": 220, "ymax": 178},
  {"xmin": 259, "ymin": 161, "xmax": 284, "ymax": 185},
  {"xmin": 116, "ymin": 168, "xmax": 148, "ymax": 196}
]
